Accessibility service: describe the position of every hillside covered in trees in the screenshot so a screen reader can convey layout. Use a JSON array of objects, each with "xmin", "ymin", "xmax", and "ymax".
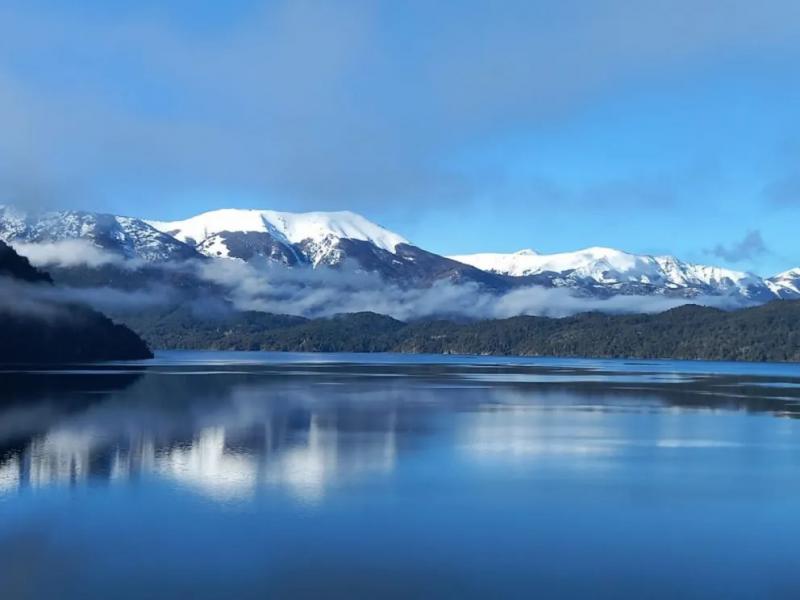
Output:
[
  {"xmin": 120, "ymin": 300, "xmax": 800, "ymax": 363},
  {"xmin": 0, "ymin": 242, "xmax": 153, "ymax": 363}
]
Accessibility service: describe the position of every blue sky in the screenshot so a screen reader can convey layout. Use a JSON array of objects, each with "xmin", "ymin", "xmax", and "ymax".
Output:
[{"xmin": 2, "ymin": 1, "xmax": 800, "ymax": 275}]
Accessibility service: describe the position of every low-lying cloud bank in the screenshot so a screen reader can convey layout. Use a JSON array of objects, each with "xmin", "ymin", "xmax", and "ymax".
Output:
[
  {"xmin": 12, "ymin": 240, "xmax": 137, "ymax": 269},
  {"xmin": 0, "ymin": 276, "xmax": 174, "ymax": 321},
  {"xmin": 16, "ymin": 243, "xmax": 752, "ymax": 321},
  {"xmin": 196, "ymin": 258, "xmax": 748, "ymax": 320},
  {"xmin": 0, "ymin": 278, "xmax": 70, "ymax": 320}
]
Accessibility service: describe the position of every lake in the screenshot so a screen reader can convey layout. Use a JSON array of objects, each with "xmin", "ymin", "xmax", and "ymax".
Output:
[{"xmin": 2, "ymin": 351, "xmax": 800, "ymax": 599}]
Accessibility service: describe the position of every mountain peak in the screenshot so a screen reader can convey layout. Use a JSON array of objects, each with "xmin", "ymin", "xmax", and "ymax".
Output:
[{"xmin": 147, "ymin": 208, "xmax": 409, "ymax": 256}]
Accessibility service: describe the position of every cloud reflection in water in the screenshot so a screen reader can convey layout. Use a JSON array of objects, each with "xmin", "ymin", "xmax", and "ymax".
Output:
[{"xmin": 0, "ymin": 375, "xmax": 402, "ymax": 504}]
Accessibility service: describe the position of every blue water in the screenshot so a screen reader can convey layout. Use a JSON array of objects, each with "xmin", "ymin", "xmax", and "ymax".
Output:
[{"xmin": 2, "ymin": 352, "xmax": 800, "ymax": 598}]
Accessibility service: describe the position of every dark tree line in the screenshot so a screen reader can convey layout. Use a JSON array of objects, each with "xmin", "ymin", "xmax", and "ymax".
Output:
[{"xmin": 121, "ymin": 300, "xmax": 800, "ymax": 363}]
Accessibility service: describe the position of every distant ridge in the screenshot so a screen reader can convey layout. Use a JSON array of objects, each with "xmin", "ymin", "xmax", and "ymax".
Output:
[{"xmin": 449, "ymin": 247, "xmax": 791, "ymax": 301}]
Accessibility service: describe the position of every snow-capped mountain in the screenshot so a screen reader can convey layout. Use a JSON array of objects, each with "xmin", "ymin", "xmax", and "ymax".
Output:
[
  {"xmin": 766, "ymin": 268, "xmax": 800, "ymax": 299},
  {"xmin": 0, "ymin": 206, "xmax": 199, "ymax": 262},
  {"xmin": 0, "ymin": 205, "xmax": 502, "ymax": 289},
  {"xmin": 145, "ymin": 208, "xmax": 504, "ymax": 289},
  {"xmin": 147, "ymin": 209, "xmax": 408, "ymax": 266},
  {"xmin": 449, "ymin": 247, "xmax": 776, "ymax": 301}
]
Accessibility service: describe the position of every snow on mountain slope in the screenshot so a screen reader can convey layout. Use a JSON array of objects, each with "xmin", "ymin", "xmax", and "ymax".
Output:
[
  {"xmin": 766, "ymin": 268, "xmax": 800, "ymax": 298},
  {"xmin": 147, "ymin": 209, "xmax": 409, "ymax": 264},
  {"xmin": 449, "ymin": 247, "xmax": 771, "ymax": 299},
  {"xmin": 447, "ymin": 249, "xmax": 543, "ymax": 277},
  {"xmin": 0, "ymin": 206, "xmax": 199, "ymax": 262},
  {"xmin": 2, "ymin": 202, "xmax": 796, "ymax": 304},
  {"xmin": 146, "ymin": 208, "xmax": 505, "ymax": 288},
  {"xmin": 650, "ymin": 256, "xmax": 764, "ymax": 291},
  {"xmin": 451, "ymin": 247, "xmax": 666, "ymax": 280}
]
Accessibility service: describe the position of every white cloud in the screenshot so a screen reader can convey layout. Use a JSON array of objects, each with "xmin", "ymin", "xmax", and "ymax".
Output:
[
  {"xmin": 12, "ymin": 240, "xmax": 130, "ymax": 269},
  {"xmin": 193, "ymin": 258, "xmax": 745, "ymax": 321}
]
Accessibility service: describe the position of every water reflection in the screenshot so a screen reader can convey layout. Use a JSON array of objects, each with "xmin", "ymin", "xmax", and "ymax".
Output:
[
  {"xmin": 461, "ymin": 406, "xmax": 622, "ymax": 462},
  {"xmin": 0, "ymin": 456, "xmax": 19, "ymax": 493},
  {"xmin": 5, "ymin": 357, "xmax": 800, "ymax": 599},
  {"xmin": 0, "ymin": 373, "xmax": 404, "ymax": 503},
  {"xmin": 2, "ymin": 358, "xmax": 800, "ymax": 504}
]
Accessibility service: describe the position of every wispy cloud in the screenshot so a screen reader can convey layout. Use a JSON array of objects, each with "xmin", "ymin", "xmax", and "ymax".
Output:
[
  {"xmin": 11, "ymin": 240, "xmax": 134, "ymax": 269},
  {"xmin": 10, "ymin": 237, "xmax": 758, "ymax": 322},
  {"xmin": 193, "ymin": 256, "xmax": 747, "ymax": 320},
  {"xmin": 707, "ymin": 230, "xmax": 768, "ymax": 263}
]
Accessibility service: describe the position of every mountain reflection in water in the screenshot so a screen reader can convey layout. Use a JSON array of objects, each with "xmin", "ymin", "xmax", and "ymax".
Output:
[
  {"xmin": 2, "ymin": 354, "xmax": 800, "ymax": 599},
  {"xmin": 2, "ymin": 358, "xmax": 800, "ymax": 503},
  {"xmin": 0, "ymin": 370, "xmax": 403, "ymax": 504}
]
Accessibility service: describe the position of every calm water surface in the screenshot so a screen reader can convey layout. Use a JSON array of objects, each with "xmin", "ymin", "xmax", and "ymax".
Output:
[{"xmin": 2, "ymin": 352, "xmax": 800, "ymax": 599}]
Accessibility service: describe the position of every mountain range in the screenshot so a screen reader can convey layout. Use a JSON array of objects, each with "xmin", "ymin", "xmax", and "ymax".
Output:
[
  {"xmin": 449, "ymin": 247, "xmax": 789, "ymax": 302},
  {"xmin": 1, "ymin": 204, "xmax": 798, "ymax": 308}
]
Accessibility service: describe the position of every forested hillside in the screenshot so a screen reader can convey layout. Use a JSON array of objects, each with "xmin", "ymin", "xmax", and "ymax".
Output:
[
  {"xmin": 119, "ymin": 301, "xmax": 800, "ymax": 362},
  {"xmin": 0, "ymin": 242, "xmax": 153, "ymax": 363}
]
